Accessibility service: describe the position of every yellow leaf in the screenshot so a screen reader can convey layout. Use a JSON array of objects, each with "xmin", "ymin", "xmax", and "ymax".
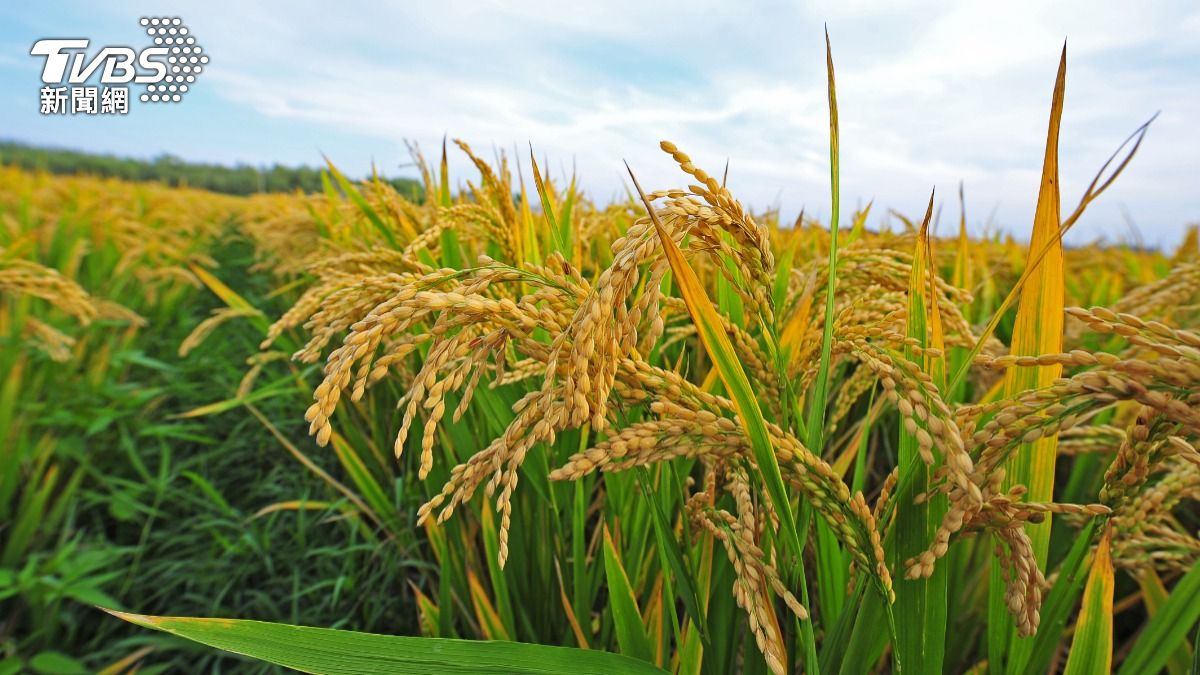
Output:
[
  {"xmin": 468, "ymin": 570, "xmax": 511, "ymax": 641},
  {"xmin": 1002, "ymin": 45, "xmax": 1066, "ymax": 569},
  {"xmin": 250, "ymin": 500, "xmax": 337, "ymax": 520}
]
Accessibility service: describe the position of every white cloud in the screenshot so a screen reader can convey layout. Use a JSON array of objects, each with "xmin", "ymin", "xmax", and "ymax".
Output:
[{"xmin": 99, "ymin": 0, "xmax": 1200, "ymax": 246}]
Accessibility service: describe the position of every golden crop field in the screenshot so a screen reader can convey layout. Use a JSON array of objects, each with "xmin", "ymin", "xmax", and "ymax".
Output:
[{"xmin": 2, "ymin": 49, "xmax": 1199, "ymax": 675}]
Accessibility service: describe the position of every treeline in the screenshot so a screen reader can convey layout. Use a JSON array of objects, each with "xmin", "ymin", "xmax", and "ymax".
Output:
[{"xmin": 0, "ymin": 141, "xmax": 423, "ymax": 198}]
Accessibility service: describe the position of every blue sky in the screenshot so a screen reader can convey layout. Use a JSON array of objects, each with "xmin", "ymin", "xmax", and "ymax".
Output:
[{"xmin": 1, "ymin": 1, "xmax": 1197, "ymax": 247}]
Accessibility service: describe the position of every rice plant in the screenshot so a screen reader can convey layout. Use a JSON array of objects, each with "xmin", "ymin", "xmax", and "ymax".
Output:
[
  {"xmin": 6, "ymin": 42, "xmax": 1198, "ymax": 674},
  {"xmin": 0, "ymin": 167, "xmax": 425, "ymax": 672}
]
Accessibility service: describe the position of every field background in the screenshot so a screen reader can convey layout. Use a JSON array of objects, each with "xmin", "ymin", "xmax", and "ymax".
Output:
[
  {"xmin": 0, "ymin": 147, "xmax": 433, "ymax": 673},
  {"xmin": 1, "ymin": 111, "xmax": 1198, "ymax": 675}
]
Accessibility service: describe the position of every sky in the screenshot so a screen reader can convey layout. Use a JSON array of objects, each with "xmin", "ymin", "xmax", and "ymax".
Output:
[{"xmin": 1, "ymin": 1, "xmax": 1197, "ymax": 248}]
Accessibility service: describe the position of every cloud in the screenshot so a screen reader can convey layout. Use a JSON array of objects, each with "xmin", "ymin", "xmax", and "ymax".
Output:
[{"xmin": 51, "ymin": 1, "xmax": 1200, "ymax": 245}]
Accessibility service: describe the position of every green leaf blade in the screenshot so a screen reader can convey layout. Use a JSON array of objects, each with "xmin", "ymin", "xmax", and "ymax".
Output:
[
  {"xmin": 1062, "ymin": 527, "xmax": 1114, "ymax": 675},
  {"xmin": 105, "ymin": 610, "xmax": 667, "ymax": 674}
]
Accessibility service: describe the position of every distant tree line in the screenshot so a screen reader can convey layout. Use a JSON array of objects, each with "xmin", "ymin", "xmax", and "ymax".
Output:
[{"xmin": 0, "ymin": 141, "xmax": 424, "ymax": 199}]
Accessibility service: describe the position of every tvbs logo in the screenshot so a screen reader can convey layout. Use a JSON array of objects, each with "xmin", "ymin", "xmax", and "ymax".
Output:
[
  {"xmin": 31, "ymin": 17, "xmax": 207, "ymax": 114},
  {"xmin": 32, "ymin": 39, "xmax": 170, "ymax": 85}
]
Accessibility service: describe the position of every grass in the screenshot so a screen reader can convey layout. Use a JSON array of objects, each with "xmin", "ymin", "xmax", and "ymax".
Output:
[{"xmin": 3, "ymin": 43, "xmax": 1200, "ymax": 674}]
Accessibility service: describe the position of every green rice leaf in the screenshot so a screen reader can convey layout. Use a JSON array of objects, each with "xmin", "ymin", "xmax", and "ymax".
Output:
[
  {"xmin": 602, "ymin": 525, "xmax": 655, "ymax": 663},
  {"xmin": 529, "ymin": 147, "xmax": 568, "ymax": 256},
  {"xmin": 1118, "ymin": 554, "xmax": 1200, "ymax": 675},
  {"xmin": 104, "ymin": 610, "xmax": 666, "ymax": 674},
  {"xmin": 1062, "ymin": 526, "xmax": 1114, "ymax": 675},
  {"xmin": 636, "ymin": 471, "xmax": 708, "ymax": 647},
  {"xmin": 323, "ymin": 158, "xmax": 399, "ymax": 250},
  {"xmin": 892, "ymin": 191, "xmax": 947, "ymax": 675},
  {"xmin": 1136, "ymin": 568, "xmax": 1192, "ymax": 675}
]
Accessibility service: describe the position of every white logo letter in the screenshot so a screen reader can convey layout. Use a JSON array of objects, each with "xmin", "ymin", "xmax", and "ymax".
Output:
[
  {"xmin": 100, "ymin": 48, "xmax": 137, "ymax": 83},
  {"xmin": 30, "ymin": 39, "xmax": 89, "ymax": 83},
  {"xmin": 136, "ymin": 48, "xmax": 169, "ymax": 83}
]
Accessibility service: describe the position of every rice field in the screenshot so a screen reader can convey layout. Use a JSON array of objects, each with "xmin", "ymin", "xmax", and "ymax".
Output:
[{"xmin": 2, "ymin": 47, "xmax": 1199, "ymax": 674}]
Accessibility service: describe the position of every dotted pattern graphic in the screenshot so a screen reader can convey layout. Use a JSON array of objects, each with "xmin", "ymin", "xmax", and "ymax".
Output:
[{"xmin": 137, "ymin": 17, "xmax": 207, "ymax": 104}]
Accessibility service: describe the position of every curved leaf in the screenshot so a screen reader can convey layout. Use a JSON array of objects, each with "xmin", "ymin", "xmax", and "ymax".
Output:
[
  {"xmin": 602, "ymin": 525, "xmax": 655, "ymax": 664},
  {"xmin": 104, "ymin": 609, "xmax": 666, "ymax": 675}
]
